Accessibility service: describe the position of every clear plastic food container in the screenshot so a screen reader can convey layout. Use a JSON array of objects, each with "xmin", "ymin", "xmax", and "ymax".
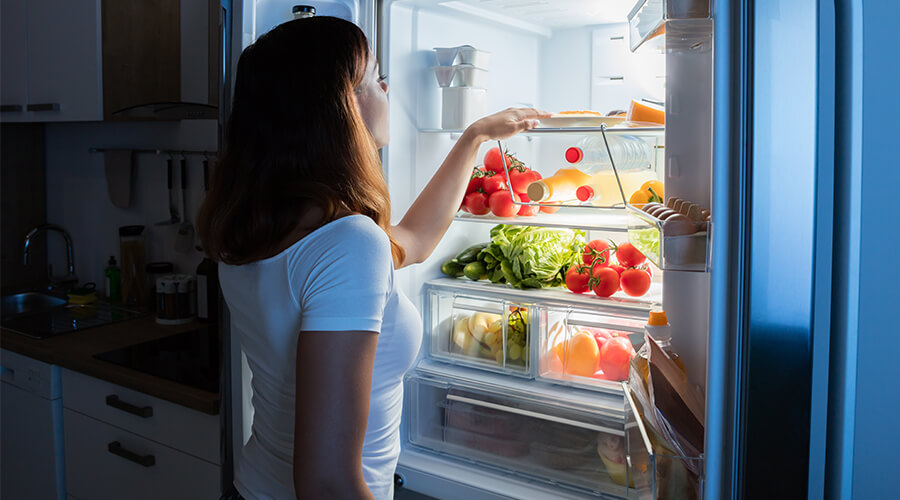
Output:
[
  {"xmin": 405, "ymin": 363, "xmax": 640, "ymax": 498},
  {"xmin": 537, "ymin": 305, "xmax": 645, "ymax": 393},
  {"xmin": 425, "ymin": 286, "xmax": 531, "ymax": 377}
]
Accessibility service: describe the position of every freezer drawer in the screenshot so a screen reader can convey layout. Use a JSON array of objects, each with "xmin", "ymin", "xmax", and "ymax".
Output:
[
  {"xmin": 425, "ymin": 285, "xmax": 532, "ymax": 377},
  {"xmin": 404, "ymin": 368, "xmax": 638, "ymax": 498},
  {"xmin": 538, "ymin": 305, "xmax": 645, "ymax": 393}
]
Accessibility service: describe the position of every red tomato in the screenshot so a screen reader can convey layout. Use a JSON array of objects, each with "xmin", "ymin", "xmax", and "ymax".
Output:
[
  {"xmin": 488, "ymin": 190, "xmax": 518, "ymax": 217},
  {"xmin": 619, "ymin": 268, "xmax": 651, "ymax": 297},
  {"xmin": 539, "ymin": 203, "xmax": 560, "ymax": 214},
  {"xmin": 599, "ymin": 336, "xmax": 635, "ymax": 381},
  {"xmin": 481, "ymin": 173, "xmax": 507, "ymax": 195},
  {"xmin": 565, "ymin": 265, "xmax": 591, "ymax": 293},
  {"xmin": 615, "ymin": 242, "xmax": 646, "ymax": 268},
  {"xmin": 466, "ymin": 173, "xmax": 484, "ymax": 195},
  {"xmin": 590, "ymin": 370, "xmax": 608, "ymax": 380},
  {"xmin": 517, "ymin": 193, "xmax": 540, "ymax": 216},
  {"xmin": 591, "ymin": 329, "xmax": 613, "ymax": 351},
  {"xmin": 459, "ymin": 200, "xmax": 468, "ymax": 213},
  {"xmin": 636, "ymin": 262, "xmax": 653, "ymax": 277},
  {"xmin": 590, "ymin": 266, "xmax": 620, "ymax": 297},
  {"xmin": 509, "ymin": 168, "xmax": 540, "ymax": 194},
  {"xmin": 483, "ymin": 147, "xmax": 510, "ymax": 172},
  {"xmin": 583, "ymin": 239, "xmax": 612, "ymax": 266},
  {"xmin": 463, "ymin": 192, "xmax": 490, "ymax": 215}
]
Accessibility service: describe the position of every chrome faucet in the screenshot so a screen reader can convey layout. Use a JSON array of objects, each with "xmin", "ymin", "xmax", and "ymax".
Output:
[{"xmin": 24, "ymin": 224, "xmax": 78, "ymax": 292}]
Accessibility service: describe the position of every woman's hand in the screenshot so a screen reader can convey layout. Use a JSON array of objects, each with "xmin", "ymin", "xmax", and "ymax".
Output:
[{"xmin": 465, "ymin": 107, "xmax": 552, "ymax": 143}]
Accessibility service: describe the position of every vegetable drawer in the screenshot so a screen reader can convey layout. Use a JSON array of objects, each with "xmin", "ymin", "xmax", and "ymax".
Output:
[
  {"xmin": 424, "ymin": 283, "xmax": 532, "ymax": 377},
  {"xmin": 405, "ymin": 363, "xmax": 641, "ymax": 498},
  {"xmin": 537, "ymin": 306, "xmax": 645, "ymax": 394}
]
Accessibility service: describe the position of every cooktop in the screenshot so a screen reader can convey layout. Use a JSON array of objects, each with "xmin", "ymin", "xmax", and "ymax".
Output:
[{"xmin": 94, "ymin": 327, "xmax": 220, "ymax": 393}]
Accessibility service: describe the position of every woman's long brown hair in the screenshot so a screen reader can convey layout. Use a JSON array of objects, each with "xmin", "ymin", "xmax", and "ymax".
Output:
[{"xmin": 197, "ymin": 16, "xmax": 404, "ymax": 265}]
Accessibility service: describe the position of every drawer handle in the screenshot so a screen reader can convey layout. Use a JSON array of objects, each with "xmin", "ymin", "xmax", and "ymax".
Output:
[
  {"xmin": 26, "ymin": 103, "xmax": 60, "ymax": 111},
  {"xmin": 0, "ymin": 104, "xmax": 23, "ymax": 112},
  {"xmin": 108, "ymin": 441, "xmax": 156, "ymax": 467},
  {"xmin": 106, "ymin": 395, "xmax": 154, "ymax": 418}
]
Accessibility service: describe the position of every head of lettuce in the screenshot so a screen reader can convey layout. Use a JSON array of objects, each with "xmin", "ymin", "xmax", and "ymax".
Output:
[{"xmin": 481, "ymin": 224, "xmax": 586, "ymax": 289}]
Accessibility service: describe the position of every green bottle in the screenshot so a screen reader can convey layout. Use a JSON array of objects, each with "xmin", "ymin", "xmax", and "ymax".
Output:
[{"xmin": 104, "ymin": 256, "xmax": 121, "ymax": 302}]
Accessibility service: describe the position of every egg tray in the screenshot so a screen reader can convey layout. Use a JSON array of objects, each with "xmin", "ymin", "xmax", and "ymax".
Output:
[{"xmin": 626, "ymin": 203, "xmax": 709, "ymax": 272}]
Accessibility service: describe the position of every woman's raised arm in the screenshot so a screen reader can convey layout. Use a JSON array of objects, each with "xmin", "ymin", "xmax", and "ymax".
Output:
[{"xmin": 392, "ymin": 107, "xmax": 551, "ymax": 268}]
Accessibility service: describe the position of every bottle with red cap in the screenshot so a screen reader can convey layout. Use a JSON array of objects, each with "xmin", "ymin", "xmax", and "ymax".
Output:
[
  {"xmin": 562, "ymin": 135, "xmax": 656, "ymax": 204},
  {"xmin": 564, "ymin": 134, "xmax": 652, "ymax": 174}
]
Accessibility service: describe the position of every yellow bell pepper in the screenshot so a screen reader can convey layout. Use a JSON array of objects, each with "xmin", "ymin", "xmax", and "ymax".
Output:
[{"xmin": 629, "ymin": 180, "xmax": 664, "ymax": 208}]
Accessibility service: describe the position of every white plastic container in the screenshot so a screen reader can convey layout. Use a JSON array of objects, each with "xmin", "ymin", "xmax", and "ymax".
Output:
[
  {"xmin": 432, "ymin": 66, "xmax": 456, "ymax": 87},
  {"xmin": 451, "ymin": 64, "xmax": 488, "ymax": 87},
  {"xmin": 433, "ymin": 47, "xmax": 459, "ymax": 66},
  {"xmin": 441, "ymin": 87, "xmax": 486, "ymax": 130},
  {"xmin": 456, "ymin": 45, "xmax": 491, "ymax": 69}
]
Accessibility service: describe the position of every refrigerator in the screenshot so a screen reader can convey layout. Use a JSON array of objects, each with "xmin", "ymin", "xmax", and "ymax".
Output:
[{"xmin": 222, "ymin": 1, "xmax": 843, "ymax": 498}]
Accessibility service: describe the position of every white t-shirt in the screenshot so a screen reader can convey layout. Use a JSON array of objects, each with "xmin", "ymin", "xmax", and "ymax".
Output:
[{"xmin": 220, "ymin": 215, "xmax": 422, "ymax": 500}]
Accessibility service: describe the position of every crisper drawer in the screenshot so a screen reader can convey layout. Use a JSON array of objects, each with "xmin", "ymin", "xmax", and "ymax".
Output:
[
  {"xmin": 537, "ymin": 305, "xmax": 645, "ymax": 393},
  {"xmin": 425, "ymin": 285, "xmax": 532, "ymax": 377},
  {"xmin": 63, "ymin": 409, "xmax": 220, "ymax": 500},
  {"xmin": 61, "ymin": 369, "xmax": 219, "ymax": 464},
  {"xmin": 405, "ymin": 367, "xmax": 639, "ymax": 498}
]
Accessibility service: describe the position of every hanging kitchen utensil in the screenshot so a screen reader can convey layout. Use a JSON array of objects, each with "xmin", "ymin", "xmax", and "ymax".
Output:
[
  {"xmin": 175, "ymin": 154, "xmax": 195, "ymax": 254},
  {"xmin": 195, "ymin": 154, "xmax": 211, "ymax": 252},
  {"xmin": 155, "ymin": 156, "xmax": 180, "ymax": 226}
]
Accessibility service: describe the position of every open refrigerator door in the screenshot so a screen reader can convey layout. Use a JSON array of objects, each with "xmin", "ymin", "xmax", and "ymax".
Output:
[{"xmin": 229, "ymin": 0, "xmax": 835, "ymax": 498}]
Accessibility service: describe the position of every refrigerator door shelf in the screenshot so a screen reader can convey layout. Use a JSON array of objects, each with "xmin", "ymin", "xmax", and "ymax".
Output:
[
  {"xmin": 405, "ymin": 366, "xmax": 636, "ymax": 499},
  {"xmin": 626, "ymin": 204, "xmax": 710, "ymax": 271},
  {"xmin": 537, "ymin": 305, "xmax": 646, "ymax": 394},
  {"xmin": 427, "ymin": 289, "xmax": 532, "ymax": 378}
]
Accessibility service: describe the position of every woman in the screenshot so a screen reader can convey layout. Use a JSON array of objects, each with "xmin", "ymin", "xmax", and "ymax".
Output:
[{"xmin": 198, "ymin": 16, "xmax": 548, "ymax": 500}]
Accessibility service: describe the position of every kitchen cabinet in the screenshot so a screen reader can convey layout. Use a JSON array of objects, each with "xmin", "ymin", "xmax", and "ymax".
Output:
[
  {"xmin": 0, "ymin": 0, "xmax": 103, "ymax": 122},
  {"xmin": 0, "ymin": 0, "xmax": 203, "ymax": 123},
  {"xmin": 1, "ymin": 349, "xmax": 66, "ymax": 499},
  {"xmin": 61, "ymin": 369, "xmax": 221, "ymax": 500}
]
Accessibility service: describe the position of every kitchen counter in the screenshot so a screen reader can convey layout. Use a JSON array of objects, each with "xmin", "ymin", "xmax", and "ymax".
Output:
[{"xmin": 1, "ymin": 315, "xmax": 220, "ymax": 415}]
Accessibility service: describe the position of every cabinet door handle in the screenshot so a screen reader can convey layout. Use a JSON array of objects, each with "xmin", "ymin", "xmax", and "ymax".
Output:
[
  {"xmin": 106, "ymin": 394, "xmax": 154, "ymax": 418},
  {"xmin": 26, "ymin": 103, "xmax": 60, "ymax": 111},
  {"xmin": 0, "ymin": 104, "xmax": 23, "ymax": 112},
  {"xmin": 107, "ymin": 441, "xmax": 156, "ymax": 467}
]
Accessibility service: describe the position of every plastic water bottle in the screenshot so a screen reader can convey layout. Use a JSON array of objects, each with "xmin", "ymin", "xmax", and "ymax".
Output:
[{"xmin": 564, "ymin": 135, "xmax": 652, "ymax": 174}]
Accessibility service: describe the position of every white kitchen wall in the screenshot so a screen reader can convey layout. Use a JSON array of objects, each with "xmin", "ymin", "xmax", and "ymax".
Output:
[{"xmin": 44, "ymin": 120, "xmax": 217, "ymax": 293}]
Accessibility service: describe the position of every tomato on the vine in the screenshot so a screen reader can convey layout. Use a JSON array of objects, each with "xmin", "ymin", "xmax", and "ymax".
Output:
[
  {"xmin": 482, "ymin": 173, "xmax": 507, "ymax": 195},
  {"xmin": 488, "ymin": 190, "xmax": 518, "ymax": 217},
  {"xmin": 517, "ymin": 193, "xmax": 540, "ymax": 216},
  {"xmin": 583, "ymin": 239, "xmax": 612, "ymax": 266},
  {"xmin": 463, "ymin": 192, "xmax": 490, "ymax": 215},
  {"xmin": 509, "ymin": 168, "xmax": 540, "ymax": 194},
  {"xmin": 483, "ymin": 147, "xmax": 509, "ymax": 172},
  {"xmin": 539, "ymin": 202, "xmax": 560, "ymax": 214},
  {"xmin": 619, "ymin": 268, "xmax": 651, "ymax": 297},
  {"xmin": 565, "ymin": 265, "xmax": 591, "ymax": 293},
  {"xmin": 590, "ymin": 266, "xmax": 620, "ymax": 297},
  {"xmin": 615, "ymin": 242, "xmax": 646, "ymax": 268}
]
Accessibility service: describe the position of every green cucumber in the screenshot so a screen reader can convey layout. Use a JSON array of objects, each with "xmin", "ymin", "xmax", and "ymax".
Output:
[
  {"xmin": 440, "ymin": 260, "xmax": 465, "ymax": 277},
  {"xmin": 463, "ymin": 261, "xmax": 488, "ymax": 281},
  {"xmin": 455, "ymin": 243, "xmax": 489, "ymax": 264}
]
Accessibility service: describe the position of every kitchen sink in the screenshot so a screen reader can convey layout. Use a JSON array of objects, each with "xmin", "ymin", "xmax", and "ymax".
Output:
[
  {"xmin": 1, "ymin": 292, "xmax": 67, "ymax": 317},
  {"xmin": 1, "ymin": 293, "xmax": 144, "ymax": 339}
]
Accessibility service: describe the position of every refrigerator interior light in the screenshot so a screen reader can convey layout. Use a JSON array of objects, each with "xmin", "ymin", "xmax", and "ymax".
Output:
[{"xmin": 437, "ymin": 1, "xmax": 552, "ymax": 37}]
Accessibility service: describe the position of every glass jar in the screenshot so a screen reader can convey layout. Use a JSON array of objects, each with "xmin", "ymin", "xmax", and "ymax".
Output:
[
  {"xmin": 292, "ymin": 5, "xmax": 315, "ymax": 19},
  {"xmin": 146, "ymin": 262, "xmax": 174, "ymax": 311},
  {"xmin": 119, "ymin": 225, "xmax": 147, "ymax": 306}
]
